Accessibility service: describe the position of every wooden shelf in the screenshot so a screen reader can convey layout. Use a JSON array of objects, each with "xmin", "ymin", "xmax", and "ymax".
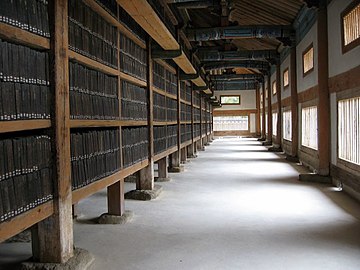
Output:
[
  {"xmin": 166, "ymin": 121, "xmax": 178, "ymax": 126},
  {"xmin": 0, "ymin": 22, "xmax": 50, "ymax": 50},
  {"xmin": 154, "ymin": 146, "xmax": 178, "ymax": 162},
  {"xmin": 120, "ymin": 120, "xmax": 148, "ymax": 126},
  {"xmin": 180, "ymin": 99, "xmax": 192, "ymax": 106},
  {"xmin": 201, "ymin": 134, "xmax": 206, "ymax": 138},
  {"xmin": 70, "ymin": 120, "xmax": 120, "ymax": 128},
  {"xmin": 0, "ymin": 201, "xmax": 54, "ymax": 243},
  {"xmin": 83, "ymin": 0, "xmax": 146, "ymax": 49},
  {"xmin": 180, "ymin": 121, "xmax": 192, "ymax": 125},
  {"xmin": 153, "ymin": 121, "xmax": 167, "ymax": 126},
  {"xmin": 152, "ymin": 87, "xmax": 177, "ymax": 100},
  {"xmin": 117, "ymin": 0, "xmax": 178, "ymax": 51},
  {"xmin": 194, "ymin": 136, "xmax": 201, "ymax": 141},
  {"xmin": 155, "ymin": 59, "xmax": 176, "ymax": 74},
  {"xmin": 72, "ymin": 159, "xmax": 149, "ymax": 204},
  {"xmin": 0, "ymin": 120, "xmax": 51, "ymax": 134},
  {"xmin": 120, "ymin": 72, "xmax": 147, "ymax": 87},
  {"xmin": 193, "ymin": 104, "xmax": 201, "ymax": 109},
  {"xmin": 193, "ymin": 121, "xmax": 201, "ymax": 124},
  {"xmin": 69, "ymin": 50, "xmax": 119, "ymax": 76},
  {"xmin": 180, "ymin": 140, "xmax": 192, "ymax": 149}
]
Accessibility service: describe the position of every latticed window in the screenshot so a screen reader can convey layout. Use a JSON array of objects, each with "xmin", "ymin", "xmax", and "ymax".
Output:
[
  {"xmin": 283, "ymin": 69, "xmax": 289, "ymax": 88},
  {"xmin": 283, "ymin": 110, "xmax": 292, "ymax": 141},
  {"xmin": 213, "ymin": 116, "xmax": 248, "ymax": 131},
  {"xmin": 303, "ymin": 45, "xmax": 314, "ymax": 75},
  {"xmin": 272, "ymin": 81, "xmax": 277, "ymax": 95},
  {"xmin": 301, "ymin": 106, "xmax": 318, "ymax": 150},
  {"xmin": 338, "ymin": 97, "xmax": 360, "ymax": 165},
  {"xmin": 272, "ymin": 112, "xmax": 278, "ymax": 136},
  {"xmin": 342, "ymin": 1, "xmax": 360, "ymax": 51}
]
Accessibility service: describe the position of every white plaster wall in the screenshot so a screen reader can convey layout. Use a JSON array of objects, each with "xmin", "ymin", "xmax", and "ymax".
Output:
[
  {"xmin": 328, "ymin": 0, "xmax": 360, "ymax": 77},
  {"xmin": 250, "ymin": 113, "xmax": 256, "ymax": 133},
  {"xmin": 271, "ymin": 72, "xmax": 277, "ymax": 105},
  {"xmin": 330, "ymin": 93, "xmax": 337, "ymax": 165},
  {"xmin": 214, "ymin": 90, "xmax": 256, "ymax": 110},
  {"xmin": 281, "ymin": 54, "xmax": 291, "ymax": 100},
  {"xmin": 296, "ymin": 21, "xmax": 318, "ymax": 93}
]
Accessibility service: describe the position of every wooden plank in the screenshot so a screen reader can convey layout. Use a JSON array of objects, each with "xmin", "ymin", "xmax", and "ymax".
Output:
[
  {"xmin": 119, "ymin": 120, "xmax": 148, "ymax": 126},
  {"xmin": 153, "ymin": 87, "xmax": 167, "ymax": 97},
  {"xmin": 0, "ymin": 201, "xmax": 54, "ymax": 243},
  {"xmin": 173, "ymin": 51, "xmax": 197, "ymax": 75},
  {"xmin": 120, "ymin": 72, "xmax": 147, "ymax": 87},
  {"xmin": 153, "ymin": 121, "xmax": 168, "ymax": 126},
  {"xmin": 167, "ymin": 121, "xmax": 178, "ymax": 126},
  {"xmin": 192, "ymin": 76, "xmax": 207, "ymax": 87},
  {"xmin": 73, "ymin": 171, "xmax": 122, "ymax": 204},
  {"xmin": 154, "ymin": 146, "xmax": 178, "ymax": 162},
  {"xmin": 180, "ymin": 140, "xmax": 192, "ymax": 149},
  {"xmin": 193, "ymin": 104, "xmax": 201, "ymax": 109},
  {"xmin": 70, "ymin": 120, "xmax": 120, "ymax": 128},
  {"xmin": 68, "ymin": 50, "xmax": 119, "ymax": 76},
  {"xmin": 0, "ymin": 120, "xmax": 51, "ymax": 134},
  {"xmin": 0, "ymin": 22, "xmax": 50, "ymax": 50},
  {"xmin": 117, "ymin": 0, "xmax": 179, "ymax": 51},
  {"xmin": 82, "ymin": 0, "xmax": 146, "ymax": 49},
  {"xmin": 180, "ymin": 99, "xmax": 192, "ymax": 106},
  {"xmin": 180, "ymin": 121, "xmax": 192, "ymax": 125}
]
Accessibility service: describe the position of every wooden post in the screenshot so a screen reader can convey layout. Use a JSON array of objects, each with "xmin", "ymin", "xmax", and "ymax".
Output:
[
  {"xmin": 256, "ymin": 82, "xmax": 261, "ymax": 136},
  {"xmin": 136, "ymin": 164, "xmax": 154, "ymax": 190},
  {"xmin": 261, "ymin": 80, "xmax": 266, "ymax": 139},
  {"xmin": 157, "ymin": 157, "xmax": 168, "ymax": 179},
  {"xmin": 32, "ymin": 0, "xmax": 74, "ymax": 263},
  {"xmin": 267, "ymin": 74, "xmax": 273, "ymax": 142},
  {"xmin": 317, "ymin": 2, "xmax": 330, "ymax": 175},
  {"xmin": 290, "ymin": 46, "xmax": 299, "ymax": 157},
  {"xmin": 187, "ymin": 144, "xmax": 195, "ymax": 158},
  {"xmin": 180, "ymin": 147, "xmax": 187, "ymax": 163},
  {"xmin": 275, "ymin": 62, "xmax": 282, "ymax": 147},
  {"xmin": 107, "ymin": 180, "xmax": 125, "ymax": 216}
]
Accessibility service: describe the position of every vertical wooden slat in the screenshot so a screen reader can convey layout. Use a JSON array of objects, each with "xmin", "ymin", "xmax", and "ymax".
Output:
[
  {"xmin": 267, "ymin": 75, "xmax": 272, "ymax": 141},
  {"xmin": 107, "ymin": 180, "xmax": 125, "ymax": 216},
  {"xmin": 33, "ymin": 0, "xmax": 74, "ymax": 263}
]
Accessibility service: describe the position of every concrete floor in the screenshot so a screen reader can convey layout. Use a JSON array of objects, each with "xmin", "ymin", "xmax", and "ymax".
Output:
[{"xmin": 1, "ymin": 137, "xmax": 360, "ymax": 270}]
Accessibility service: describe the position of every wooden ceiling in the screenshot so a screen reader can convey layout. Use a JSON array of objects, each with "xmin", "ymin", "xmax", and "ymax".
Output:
[{"xmin": 169, "ymin": 0, "xmax": 307, "ymax": 76}]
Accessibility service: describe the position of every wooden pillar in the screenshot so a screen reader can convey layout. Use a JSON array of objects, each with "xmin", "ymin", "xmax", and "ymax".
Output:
[
  {"xmin": 169, "ymin": 151, "xmax": 181, "ymax": 168},
  {"xmin": 107, "ymin": 180, "xmax": 125, "ymax": 216},
  {"xmin": 290, "ymin": 47, "xmax": 299, "ymax": 157},
  {"xmin": 180, "ymin": 147, "xmax": 187, "ymax": 163},
  {"xmin": 267, "ymin": 74, "xmax": 273, "ymax": 142},
  {"xmin": 261, "ymin": 80, "xmax": 266, "ymax": 138},
  {"xmin": 157, "ymin": 157, "xmax": 168, "ymax": 179},
  {"xmin": 317, "ymin": 2, "xmax": 330, "ymax": 175},
  {"xmin": 187, "ymin": 143, "xmax": 195, "ymax": 158},
  {"xmin": 275, "ymin": 62, "xmax": 282, "ymax": 147},
  {"xmin": 136, "ymin": 36, "xmax": 155, "ymax": 189},
  {"xmin": 136, "ymin": 164, "xmax": 154, "ymax": 190},
  {"xmin": 255, "ymin": 82, "xmax": 261, "ymax": 136},
  {"xmin": 32, "ymin": 0, "xmax": 73, "ymax": 263}
]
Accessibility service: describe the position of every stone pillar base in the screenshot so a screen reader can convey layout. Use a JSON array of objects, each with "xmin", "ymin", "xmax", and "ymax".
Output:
[
  {"xmin": 257, "ymin": 137, "xmax": 266, "ymax": 141},
  {"xmin": 286, "ymin": 155, "xmax": 300, "ymax": 163},
  {"xmin": 187, "ymin": 154, "xmax": 197, "ymax": 159},
  {"xmin": 21, "ymin": 248, "xmax": 94, "ymax": 270},
  {"xmin": 124, "ymin": 185, "xmax": 163, "ymax": 201},
  {"xmin": 97, "ymin": 211, "xmax": 134, "ymax": 225},
  {"xmin": 299, "ymin": 174, "xmax": 332, "ymax": 184},
  {"xmin": 155, "ymin": 177, "xmax": 171, "ymax": 182},
  {"xmin": 204, "ymin": 142, "xmax": 210, "ymax": 146},
  {"xmin": 168, "ymin": 166, "xmax": 184, "ymax": 173},
  {"xmin": 262, "ymin": 141, "xmax": 272, "ymax": 146},
  {"xmin": 268, "ymin": 146, "xmax": 282, "ymax": 152}
]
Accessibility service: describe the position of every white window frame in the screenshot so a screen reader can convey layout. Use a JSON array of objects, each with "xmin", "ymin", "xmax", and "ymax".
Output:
[
  {"xmin": 283, "ymin": 110, "xmax": 292, "ymax": 141},
  {"xmin": 301, "ymin": 106, "xmax": 318, "ymax": 150}
]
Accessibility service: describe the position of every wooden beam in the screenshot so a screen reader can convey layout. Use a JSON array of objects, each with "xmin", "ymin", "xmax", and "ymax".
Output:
[
  {"xmin": 0, "ymin": 120, "xmax": 51, "ymax": 134},
  {"xmin": 117, "ymin": 0, "xmax": 179, "ymax": 50},
  {"xmin": 120, "ymin": 72, "xmax": 147, "ymax": 87},
  {"xmin": 0, "ymin": 201, "xmax": 54, "ymax": 243},
  {"xmin": 0, "ymin": 22, "xmax": 50, "ymax": 50},
  {"xmin": 34, "ymin": 0, "xmax": 74, "ymax": 263},
  {"xmin": 107, "ymin": 179, "xmax": 125, "ymax": 216},
  {"xmin": 69, "ymin": 120, "xmax": 120, "ymax": 128}
]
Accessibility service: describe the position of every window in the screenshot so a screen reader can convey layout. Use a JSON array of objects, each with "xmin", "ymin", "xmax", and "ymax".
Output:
[
  {"xmin": 303, "ymin": 44, "xmax": 314, "ymax": 76},
  {"xmin": 260, "ymin": 92, "xmax": 263, "ymax": 108},
  {"xmin": 213, "ymin": 116, "xmax": 248, "ymax": 131},
  {"xmin": 220, "ymin": 95, "xmax": 240, "ymax": 105},
  {"xmin": 272, "ymin": 81, "xmax": 277, "ymax": 95},
  {"xmin": 301, "ymin": 106, "xmax": 318, "ymax": 150},
  {"xmin": 272, "ymin": 112, "xmax": 278, "ymax": 136},
  {"xmin": 283, "ymin": 110, "xmax": 292, "ymax": 141},
  {"xmin": 342, "ymin": 0, "xmax": 360, "ymax": 52},
  {"xmin": 266, "ymin": 88, "xmax": 268, "ymax": 99},
  {"xmin": 283, "ymin": 68, "xmax": 289, "ymax": 88},
  {"xmin": 338, "ymin": 96, "xmax": 360, "ymax": 165},
  {"xmin": 265, "ymin": 113, "xmax": 268, "ymax": 134}
]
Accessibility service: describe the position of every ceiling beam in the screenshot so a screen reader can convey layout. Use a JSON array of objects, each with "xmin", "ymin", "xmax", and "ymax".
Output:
[
  {"xmin": 168, "ymin": 0, "xmax": 219, "ymax": 9},
  {"xmin": 210, "ymin": 74, "xmax": 263, "ymax": 81},
  {"xmin": 203, "ymin": 60, "xmax": 269, "ymax": 71},
  {"xmin": 213, "ymin": 80, "xmax": 257, "ymax": 91},
  {"xmin": 198, "ymin": 50, "xmax": 279, "ymax": 61},
  {"xmin": 186, "ymin": 25, "xmax": 293, "ymax": 42}
]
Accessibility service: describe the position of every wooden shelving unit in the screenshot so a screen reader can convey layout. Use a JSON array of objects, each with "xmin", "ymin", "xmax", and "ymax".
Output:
[{"xmin": 0, "ymin": 0, "xmax": 214, "ymax": 263}]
